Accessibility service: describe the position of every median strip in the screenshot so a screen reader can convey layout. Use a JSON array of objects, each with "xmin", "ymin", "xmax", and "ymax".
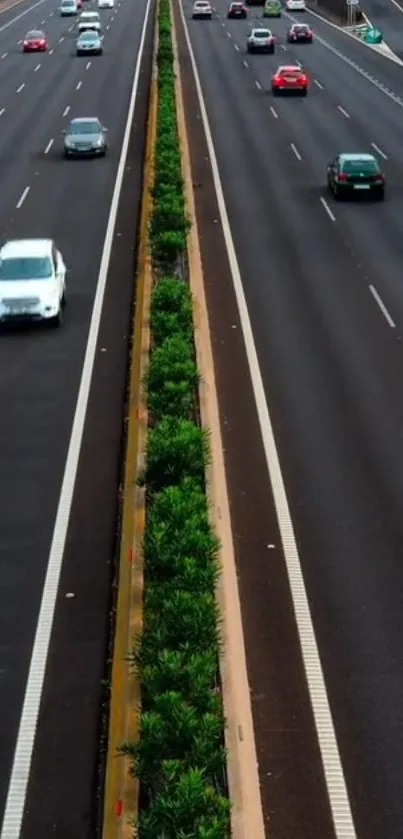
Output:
[{"xmin": 119, "ymin": 0, "xmax": 231, "ymax": 835}]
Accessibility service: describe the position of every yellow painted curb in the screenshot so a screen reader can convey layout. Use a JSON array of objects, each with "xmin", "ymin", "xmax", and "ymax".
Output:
[
  {"xmin": 171, "ymin": 7, "xmax": 266, "ymax": 839},
  {"xmin": 102, "ymin": 25, "xmax": 158, "ymax": 839}
]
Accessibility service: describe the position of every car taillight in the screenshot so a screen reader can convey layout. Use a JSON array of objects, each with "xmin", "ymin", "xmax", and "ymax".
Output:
[
  {"xmin": 338, "ymin": 173, "xmax": 349, "ymax": 181},
  {"xmin": 23, "ymin": 40, "xmax": 28, "ymax": 45},
  {"xmin": 299, "ymin": 75, "xmax": 307, "ymax": 83},
  {"xmin": 374, "ymin": 174, "xmax": 384, "ymax": 182}
]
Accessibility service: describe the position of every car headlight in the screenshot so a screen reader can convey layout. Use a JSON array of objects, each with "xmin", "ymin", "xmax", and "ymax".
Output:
[
  {"xmin": 95, "ymin": 138, "xmax": 103, "ymax": 147},
  {"xmin": 65, "ymin": 139, "xmax": 75, "ymax": 148}
]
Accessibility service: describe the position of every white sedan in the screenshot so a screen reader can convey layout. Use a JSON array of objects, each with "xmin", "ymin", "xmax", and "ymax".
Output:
[
  {"xmin": 192, "ymin": 1, "xmax": 212, "ymax": 18},
  {"xmin": 0, "ymin": 239, "xmax": 67, "ymax": 326},
  {"xmin": 285, "ymin": 0, "xmax": 306, "ymax": 10},
  {"xmin": 98, "ymin": 0, "xmax": 114, "ymax": 8}
]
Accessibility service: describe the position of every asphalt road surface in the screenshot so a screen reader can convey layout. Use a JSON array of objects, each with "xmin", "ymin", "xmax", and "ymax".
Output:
[
  {"xmin": 358, "ymin": 0, "xmax": 403, "ymax": 60},
  {"xmin": 0, "ymin": 0, "xmax": 153, "ymax": 835},
  {"xmin": 179, "ymin": 2, "xmax": 403, "ymax": 837}
]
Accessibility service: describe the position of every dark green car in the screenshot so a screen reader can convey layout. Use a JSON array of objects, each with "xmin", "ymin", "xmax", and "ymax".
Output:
[
  {"xmin": 263, "ymin": 0, "xmax": 281, "ymax": 17},
  {"xmin": 327, "ymin": 153, "xmax": 385, "ymax": 200}
]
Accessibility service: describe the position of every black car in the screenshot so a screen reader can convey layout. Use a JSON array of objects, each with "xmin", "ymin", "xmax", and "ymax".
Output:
[
  {"xmin": 287, "ymin": 23, "xmax": 312, "ymax": 42},
  {"xmin": 327, "ymin": 153, "xmax": 385, "ymax": 200},
  {"xmin": 227, "ymin": 2, "xmax": 247, "ymax": 17}
]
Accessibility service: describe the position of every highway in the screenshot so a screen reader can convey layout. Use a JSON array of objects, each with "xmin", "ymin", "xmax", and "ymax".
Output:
[
  {"xmin": 0, "ymin": 0, "xmax": 153, "ymax": 834},
  {"xmin": 176, "ymin": 2, "xmax": 403, "ymax": 837},
  {"xmin": 358, "ymin": 0, "xmax": 403, "ymax": 60}
]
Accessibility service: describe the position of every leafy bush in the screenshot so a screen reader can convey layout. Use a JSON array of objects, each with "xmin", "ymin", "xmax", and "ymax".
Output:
[{"xmin": 124, "ymin": 0, "xmax": 230, "ymax": 836}]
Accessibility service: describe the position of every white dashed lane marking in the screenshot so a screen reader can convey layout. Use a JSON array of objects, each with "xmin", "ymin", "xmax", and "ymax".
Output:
[
  {"xmin": 269, "ymin": 105, "xmax": 278, "ymax": 118},
  {"xmin": 337, "ymin": 104, "xmax": 350, "ymax": 118},
  {"xmin": 320, "ymin": 196, "xmax": 336, "ymax": 222},
  {"xmin": 290, "ymin": 142, "xmax": 302, "ymax": 160},
  {"xmin": 371, "ymin": 142, "xmax": 388, "ymax": 160},
  {"xmin": 63, "ymin": 105, "xmax": 70, "ymax": 116},
  {"xmin": 85, "ymin": 60, "xmax": 91, "ymax": 69},
  {"xmin": 44, "ymin": 138, "xmax": 54, "ymax": 154},
  {"xmin": 16, "ymin": 83, "xmax": 25, "ymax": 93},
  {"xmin": 76, "ymin": 80, "xmax": 82, "ymax": 90},
  {"xmin": 1, "ymin": 52, "xmax": 7, "ymax": 59},
  {"xmin": 369, "ymin": 285, "xmax": 396, "ymax": 328},
  {"xmin": 255, "ymin": 79, "xmax": 261, "ymax": 90},
  {"xmin": 243, "ymin": 58, "xmax": 248, "ymax": 67},
  {"xmin": 0, "ymin": 108, "xmax": 5, "ymax": 116},
  {"xmin": 16, "ymin": 186, "xmax": 30, "ymax": 209},
  {"xmin": 314, "ymin": 78, "xmax": 323, "ymax": 88},
  {"xmin": 34, "ymin": 63, "xmax": 41, "ymax": 71}
]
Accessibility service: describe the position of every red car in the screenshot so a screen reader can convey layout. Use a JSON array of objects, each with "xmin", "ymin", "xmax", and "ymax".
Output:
[
  {"xmin": 287, "ymin": 23, "xmax": 313, "ymax": 42},
  {"xmin": 227, "ymin": 1, "xmax": 247, "ymax": 17},
  {"xmin": 23, "ymin": 29, "xmax": 48, "ymax": 51},
  {"xmin": 271, "ymin": 64, "xmax": 309, "ymax": 96}
]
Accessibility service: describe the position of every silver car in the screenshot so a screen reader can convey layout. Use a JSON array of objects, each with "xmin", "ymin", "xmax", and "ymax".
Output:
[
  {"xmin": 76, "ymin": 30, "xmax": 103, "ymax": 54},
  {"xmin": 63, "ymin": 117, "xmax": 108, "ymax": 157}
]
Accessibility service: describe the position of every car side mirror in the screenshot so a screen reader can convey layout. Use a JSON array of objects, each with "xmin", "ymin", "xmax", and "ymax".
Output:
[
  {"xmin": 62, "ymin": 129, "xmax": 67, "ymax": 135},
  {"xmin": 103, "ymin": 126, "xmax": 108, "ymax": 132}
]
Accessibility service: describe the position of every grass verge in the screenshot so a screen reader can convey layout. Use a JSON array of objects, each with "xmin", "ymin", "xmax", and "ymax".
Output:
[{"xmin": 121, "ymin": 0, "xmax": 231, "ymax": 835}]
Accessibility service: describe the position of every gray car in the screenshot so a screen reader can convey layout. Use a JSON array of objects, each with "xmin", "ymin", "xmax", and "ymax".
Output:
[
  {"xmin": 63, "ymin": 117, "xmax": 108, "ymax": 157},
  {"xmin": 76, "ymin": 30, "xmax": 103, "ymax": 54}
]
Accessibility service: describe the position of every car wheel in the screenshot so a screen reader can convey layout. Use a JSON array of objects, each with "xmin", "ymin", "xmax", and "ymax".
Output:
[
  {"xmin": 272, "ymin": 88, "xmax": 278, "ymax": 95},
  {"xmin": 375, "ymin": 187, "xmax": 385, "ymax": 201},
  {"xmin": 61, "ymin": 289, "xmax": 67, "ymax": 309},
  {"xmin": 333, "ymin": 185, "xmax": 340, "ymax": 200},
  {"xmin": 301, "ymin": 89, "xmax": 307, "ymax": 96},
  {"xmin": 269, "ymin": 45, "xmax": 274, "ymax": 53},
  {"xmin": 50, "ymin": 308, "xmax": 63, "ymax": 327}
]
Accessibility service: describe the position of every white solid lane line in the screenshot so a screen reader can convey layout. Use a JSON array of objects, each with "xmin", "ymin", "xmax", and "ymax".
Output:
[
  {"xmin": 313, "ymin": 78, "xmax": 323, "ymax": 88},
  {"xmin": 369, "ymin": 285, "xmax": 396, "ymax": 328},
  {"xmin": 16, "ymin": 186, "xmax": 30, "ymax": 209},
  {"xmin": 76, "ymin": 80, "xmax": 82, "ymax": 90},
  {"xmin": 290, "ymin": 142, "xmax": 302, "ymax": 161},
  {"xmin": 255, "ymin": 80, "xmax": 261, "ymax": 90},
  {"xmin": 34, "ymin": 63, "xmax": 40, "ymax": 71},
  {"xmin": 337, "ymin": 104, "xmax": 350, "ymax": 118},
  {"xmin": 16, "ymin": 83, "xmax": 25, "ymax": 93},
  {"xmin": 371, "ymin": 141, "xmax": 388, "ymax": 160},
  {"xmin": 0, "ymin": 0, "xmax": 153, "ymax": 836},
  {"xmin": 269, "ymin": 105, "xmax": 278, "ymax": 118},
  {"xmin": 63, "ymin": 105, "xmax": 70, "ymax": 116},
  {"xmin": 320, "ymin": 196, "xmax": 336, "ymax": 222},
  {"xmin": 44, "ymin": 138, "xmax": 54, "ymax": 154},
  {"xmin": 85, "ymin": 60, "xmax": 91, "ymax": 69}
]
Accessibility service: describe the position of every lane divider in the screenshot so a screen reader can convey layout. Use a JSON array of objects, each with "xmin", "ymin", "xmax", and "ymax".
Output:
[{"xmin": 101, "ymin": 14, "xmax": 158, "ymax": 839}]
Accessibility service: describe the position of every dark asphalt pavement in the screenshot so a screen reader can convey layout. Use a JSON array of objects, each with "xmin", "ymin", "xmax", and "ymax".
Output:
[
  {"xmin": 0, "ymin": 0, "xmax": 153, "ymax": 834},
  {"xmin": 179, "ymin": 1, "xmax": 403, "ymax": 836}
]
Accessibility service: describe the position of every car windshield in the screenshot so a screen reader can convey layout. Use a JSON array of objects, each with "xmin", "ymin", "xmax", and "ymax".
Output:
[
  {"xmin": 26, "ymin": 30, "xmax": 44, "ymax": 37},
  {"xmin": 80, "ymin": 31, "xmax": 98, "ymax": 38},
  {"xmin": 62, "ymin": 2, "xmax": 75, "ymax": 5},
  {"xmin": 254, "ymin": 30, "xmax": 270, "ymax": 37},
  {"xmin": 0, "ymin": 257, "xmax": 53, "ymax": 281},
  {"xmin": 342, "ymin": 159, "xmax": 378, "ymax": 173},
  {"xmin": 294, "ymin": 24, "xmax": 308, "ymax": 29},
  {"xmin": 69, "ymin": 120, "xmax": 100, "ymax": 134},
  {"xmin": 280, "ymin": 68, "xmax": 299, "ymax": 75}
]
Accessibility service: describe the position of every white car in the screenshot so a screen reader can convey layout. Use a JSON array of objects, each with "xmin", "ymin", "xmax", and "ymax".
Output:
[
  {"xmin": 285, "ymin": 0, "xmax": 306, "ymax": 9},
  {"xmin": 192, "ymin": 1, "xmax": 212, "ymax": 18},
  {"xmin": 78, "ymin": 11, "xmax": 101, "ymax": 30},
  {"xmin": 60, "ymin": 0, "xmax": 77, "ymax": 15},
  {"xmin": 0, "ymin": 240, "xmax": 66, "ymax": 326},
  {"xmin": 98, "ymin": 0, "xmax": 114, "ymax": 8},
  {"xmin": 247, "ymin": 28, "xmax": 275, "ymax": 52}
]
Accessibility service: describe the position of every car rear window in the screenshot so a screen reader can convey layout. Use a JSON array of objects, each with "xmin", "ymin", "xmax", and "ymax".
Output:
[
  {"xmin": 0, "ymin": 257, "xmax": 53, "ymax": 281},
  {"xmin": 254, "ymin": 30, "xmax": 270, "ymax": 36},
  {"xmin": 342, "ymin": 159, "xmax": 378, "ymax": 173}
]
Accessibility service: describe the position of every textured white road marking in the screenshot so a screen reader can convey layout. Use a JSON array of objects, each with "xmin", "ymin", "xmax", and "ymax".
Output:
[
  {"xmin": 44, "ymin": 138, "xmax": 54, "ymax": 154},
  {"xmin": 16, "ymin": 186, "xmax": 30, "ymax": 208},
  {"xmin": 369, "ymin": 285, "xmax": 395, "ymax": 327},
  {"xmin": 320, "ymin": 196, "xmax": 336, "ymax": 222},
  {"xmin": 0, "ymin": 0, "xmax": 153, "ymax": 835},
  {"xmin": 337, "ymin": 104, "xmax": 350, "ymax": 118},
  {"xmin": 290, "ymin": 142, "xmax": 302, "ymax": 160},
  {"xmin": 180, "ymin": 3, "xmax": 357, "ymax": 835},
  {"xmin": 371, "ymin": 141, "xmax": 388, "ymax": 160}
]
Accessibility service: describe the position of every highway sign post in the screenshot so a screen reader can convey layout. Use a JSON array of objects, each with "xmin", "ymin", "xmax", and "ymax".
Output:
[{"xmin": 346, "ymin": 0, "xmax": 359, "ymax": 27}]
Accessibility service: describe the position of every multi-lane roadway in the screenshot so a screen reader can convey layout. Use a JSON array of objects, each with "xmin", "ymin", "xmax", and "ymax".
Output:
[
  {"xmin": 176, "ymin": 1, "xmax": 403, "ymax": 836},
  {"xmin": 0, "ymin": 0, "xmax": 153, "ymax": 835}
]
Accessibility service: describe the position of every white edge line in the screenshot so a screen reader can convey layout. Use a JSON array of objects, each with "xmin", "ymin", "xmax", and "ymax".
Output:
[
  {"xmin": 320, "ymin": 196, "xmax": 336, "ymax": 222},
  {"xmin": 0, "ymin": 0, "xmax": 153, "ymax": 837},
  {"xmin": 178, "ymin": 3, "xmax": 357, "ymax": 837},
  {"xmin": 369, "ymin": 284, "xmax": 396, "ymax": 327},
  {"xmin": 304, "ymin": 5, "xmax": 403, "ymax": 65}
]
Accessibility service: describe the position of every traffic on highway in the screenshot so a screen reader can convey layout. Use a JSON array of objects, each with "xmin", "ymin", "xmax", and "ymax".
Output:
[
  {"xmin": 0, "ymin": 0, "xmax": 153, "ymax": 834},
  {"xmin": 177, "ymin": 0, "xmax": 403, "ymax": 836}
]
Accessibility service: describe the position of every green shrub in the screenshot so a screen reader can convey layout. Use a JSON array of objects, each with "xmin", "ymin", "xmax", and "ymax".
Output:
[
  {"xmin": 150, "ymin": 275, "xmax": 193, "ymax": 344},
  {"xmin": 142, "ymin": 416, "xmax": 209, "ymax": 494},
  {"xmin": 146, "ymin": 334, "xmax": 199, "ymax": 421},
  {"xmin": 134, "ymin": 646, "xmax": 218, "ymax": 712}
]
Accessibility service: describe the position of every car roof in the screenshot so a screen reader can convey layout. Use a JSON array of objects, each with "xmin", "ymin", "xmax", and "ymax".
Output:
[
  {"xmin": 251, "ymin": 27, "xmax": 270, "ymax": 32},
  {"xmin": 69, "ymin": 116, "xmax": 100, "ymax": 123},
  {"xmin": 80, "ymin": 10, "xmax": 99, "ymax": 14},
  {"xmin": 339, "ymin": 153, "xmax": 376, "ymax": 161},
  {"xmin": 291, "ymin": 21, "xmax": 309, "ymax": 25},
  {"xmin": 277, "ymin": 65, "xmax": 301, "ymax": 72},
  {"xmin": 0, "ymin": 239, "xmax": 54, "ymax": 258}
]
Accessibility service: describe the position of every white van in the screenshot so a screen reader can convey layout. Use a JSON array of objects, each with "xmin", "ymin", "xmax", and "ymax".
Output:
[{"xmin": 78, "ymin": 10, "xmax": 101, "ymax": 30}]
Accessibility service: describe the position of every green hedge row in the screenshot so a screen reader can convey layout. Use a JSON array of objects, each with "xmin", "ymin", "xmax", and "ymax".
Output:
[{"xmin": 121, "ymin": 1, "xmax": 230, "ymax": 837}]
